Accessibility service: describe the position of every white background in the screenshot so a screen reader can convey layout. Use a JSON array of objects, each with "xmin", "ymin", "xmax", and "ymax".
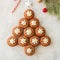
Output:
[{"xmin": 0, "ymin": 0, "xmax": 60, "ymax": 60}]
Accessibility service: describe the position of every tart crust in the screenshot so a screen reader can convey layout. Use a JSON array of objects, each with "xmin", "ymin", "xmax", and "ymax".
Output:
[
  {"xmin": 40, "ymin": 36, "xmax": 51, "ymax": 46},
  {"xmin": 12, "ymin": 26, "xmax": 22, "ymax": 37},
  {"xmin": 19, "ymin": 18, "xmax": 29, "ymax": 28},
  {"xmin": 30, "ymin": 36, "xmax": 39, "ymax": 46},
  {"xmin": 7, "ymin": 36, "xmax": 18, "ymax": 47},
  {"xmin": 24, "ymin": 9, "xmax": 34, "ymax": 19},
  {"xmin": 29, "ymin": 18, "xmax": 39, "ymax": 28},
  {"xmin": 18, "ymin": 36, "xmax": 28, "ymax": 47},
  {"xmin": 24, "ymin": 27, "xmax": 34, "ymax": 38},
  {"xmin": 35, "ymin": 26, "xmax": 46, "ymax": 37},
  {"xmin": 24, "ymin": 45, "xmax": 35, "ymax": 56}
]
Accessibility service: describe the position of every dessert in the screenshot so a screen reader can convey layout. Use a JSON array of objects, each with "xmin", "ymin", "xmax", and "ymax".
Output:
[
  {"xmin": 24, "ymin": 27, "xmax": 34, "ymax": 38},
  {"xmin": 30, "ymin": 36, "xmax": 39, "ymax": 46},
  {"xmin": 24, "ymin": 45, "xmax": 35, "ymax": 56},
  {"xmin": 18, "ymin": 36, "xmax": 28, "ymax": 47},
  {"xmin": 40, "ymin": 36, "xmax": 51, "ymax": 46},
  {"xmin": 24, "ymin": 9, "xmax": 34, "ymax": 19},
  {"xmin": 19, "ymin": 18, "xmax": 29, "ymax": 28},
  {"xmin": 12, "ymin": 26, "xmax": 22, "ymax": 37},
  {"xmin": 7, "ymin": 36, "xmax": 18, "ymax": 47},
  {"xmin": 7, "ymin": 9, "xmax": 51, "ymax": 56},
  {"xmin": 29, "ymin": 18, "xmax": 39, "ymax": 28},
  {"xmin": 35, "ymin": 26, "xmax": 46, "ymax": 37}
]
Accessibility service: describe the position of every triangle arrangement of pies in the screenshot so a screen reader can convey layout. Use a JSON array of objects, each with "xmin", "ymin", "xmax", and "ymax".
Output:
[{"xmin": 7, "ymin": 9, "xmax": 51, "ymax": 56}]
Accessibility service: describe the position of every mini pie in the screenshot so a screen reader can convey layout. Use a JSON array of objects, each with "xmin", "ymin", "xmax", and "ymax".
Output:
[
  {"xmin": 7, "ymin": 36, "xmax": 18, "ymax": 47},
  {"xmin": 29, "ymin": 18, "xmax": 39, "ymax": 28},
  {"xmin": 24, "ymin": 45, "xmax": 35, "ymax": 56},
  {"xmin": 24, "ymin": 27, "xmax": 34, "ymax": 38},
  {"xmin": 30, "ymin": 36, "xmax": 39, "ymax": 46},
  {"xmin": 19, "ymin": 18, "xmax": 29, "ymax": 28},
  {"xmin": 40, "ymin": 36, "xmax": 51, "ymax": 46},
  {"xmin": 24, "ymin": 9, "xmax": 34, "ymax": 19},
  {"xmin": 18, "ymin": 36, "xmax": 28, "ymax": 47},
  {"xmin": 12, "ymin": 26, "xmax": 22, "ymax": 37},
  {"xmin": 35, "ymin": 26, "xmax": 46, "ymax": 37}
]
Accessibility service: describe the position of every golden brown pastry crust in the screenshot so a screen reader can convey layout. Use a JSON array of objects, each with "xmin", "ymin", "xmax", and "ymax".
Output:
[
  {"xmin": 29, "ymin": 18, "xmax": 39, "ymax": 28},
  {"xmin": 19, "ymin": 18, "xmax": 29, "ymax": 28},
  {"xmin": 18, "ymin": 36, "xmax": 28, "ymax": 47},
  {"xmin": 12, "ymin": 26, "xmax": 23, "ymax": 37},
  {"xmin": 30, "ymin": 36, "xmax": 39, "ymax": 46},
  {"xmin": 24, "ymin": 9, "xmax": 34, "ymax": 19},
  {"xmin": 7, "ymin": 36, "xmax": 18, "ymax": 47},
  {"xmin": 24, "ymin": 27, "xmax": 34, "ymax": 38},
  {"xmin": 40, "ymin": 36, "xmax": 51, "ymax": 46},
  {"xmin": 24, "ymin": 45, "xmax": 35, "ymax": 56},
  {"xmin": 35, "ymin": 26, "xmax": 46, "ymax": 37}
]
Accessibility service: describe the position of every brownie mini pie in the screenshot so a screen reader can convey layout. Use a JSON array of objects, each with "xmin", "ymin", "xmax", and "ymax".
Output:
[
  {"xmin": 18, "ymin": 36, "xmax": 28, "ymax": 47},
  {"xmin": 24, "ymin": 45, "xmax": 35, "ymax": 56},
  {"xmin": 19, "ymin": 18, "xmax": 29, "ymax": 28},
  {"xmin": 12, "ymin": 26, "xmax": 22, "ymax": 37},
  {"xmin": 24, "ymin": 27, "xmax": 34, "ymax": 38},
  {"xmin": 30, "ymin": 18, "xmax": 39, "ymax": 28},
  {"xmin": 40, "ymin": 36, "xmax": 51, "ymax": 46},
  {"xmin": 24, "ymin": 9, "xmax": 34, "ymax": 19},
  {"xmin": 30, "ymin": 36, "xmax": 39, "ymax": 46},
  {"xmin": 7, "ymin": 36, "xmax": 18, "ymax": 47},
  {"xmin": 35, "ymin": 26, "xmax": 46, "ymax": 37}
]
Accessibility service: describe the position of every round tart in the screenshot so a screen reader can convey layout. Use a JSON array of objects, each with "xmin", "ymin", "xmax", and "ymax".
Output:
[
  {"xmin": 24, "ymin": 27, "xmax": 34, "ymax": 38},
  {"xmin": 30, "ymin": 36, "xmax": 39, "ymax": 46},
  {"xmin": 24, "ymin": 45, "xmax": 35, "ymax": 56},
  {"xmin": 40, "ymin": 36, "xmax": 51, "ymax": 46},
  {"xmin": 29, "ymin": 18, "xmax": 39, "ymax": 28},
  {"xmin": 7, "ymin": 36, "xmax": 18, "ymax": 47},
  {"xmin": 18, "ymin": 36, "xmax": 28, "ymax": 47},
  {"xmin": 35, "ymin": 26, "xmax": 46, "ymax": 37},
  {"xmin": 24, "ymin": 9, "xmax": 34, "ymax": 19},
  {"xmin": 19, "ymin": 18, "xmax": 29, "ymax": 28},
  {"xmin": 12, "ymin": 26, "xmax": 22, "ymax": 37}
]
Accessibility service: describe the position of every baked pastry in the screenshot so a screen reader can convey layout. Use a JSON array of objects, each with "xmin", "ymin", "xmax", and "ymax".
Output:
[
  {"xmin": 30, "ymin": 36, "xmax": 39, "ymax": 46},
  {"xmin": 40, "ymin": 36, "xmax": 51, "ymax": 46},
  {"xmin": 7, "ymin": 9, "xmax": 51, "ymax": 56},
  {"xmin": 24, "ymin": 27, "xmax": 34, "ymax": 38},
  {"xmin": 7, "ymin": 36, "xmax": 18, "ymax": 47},
  {"xmin": 18, "ymin": 36, "xmax": 28, "ymax": 47},
  {"xmin": 29, "ymin": 18, "xmax": 39, "ymax": 28},
  {"xmin": 35, "ymin": 26, "xmax": 46, "ymax": 37},
  {"xmin": 24, "ymin": 9, "xmax": 34, "ymax": 19},
  {"xmin": 19, "ymin": 18, "xmax": 29, "ymax": 28},
  {"xmin": 12, "ymin": 26, "xmax": 22, "ymax": 37},
  {"xmin": 24, "ymin": 45, "xmax": 35, "ymax": 56}
]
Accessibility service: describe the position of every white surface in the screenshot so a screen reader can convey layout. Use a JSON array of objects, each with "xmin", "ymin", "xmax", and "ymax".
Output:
[{"xmin": 0, "ymin": 0, "xmax": 60, "ymax": 60}]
